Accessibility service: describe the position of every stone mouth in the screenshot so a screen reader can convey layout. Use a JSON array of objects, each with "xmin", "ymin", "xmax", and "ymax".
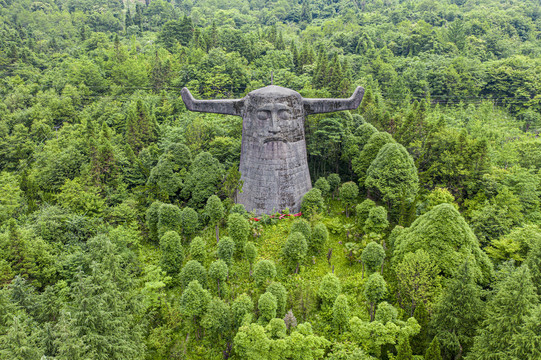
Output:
[{"xmin": 263, "ymin": 137, "xmax": 287, "ymax": 144}]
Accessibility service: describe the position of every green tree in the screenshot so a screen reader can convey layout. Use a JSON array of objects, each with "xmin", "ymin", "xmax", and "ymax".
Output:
[
  {"xmin": 300, "ymin": 188, "xmax": 325, "ymax": 215},
  {"xmin": 327, "ymin": 173, "xmax": 341, "ymax": 199},
  {"xmin": 0, "ymin": 313, "xmax": 42, "ymax": 360},
  {"xmin": 157, "ymin": 203, "xmax": 181, "ymax": 239},
  {"xmin": 258, "ymin": 292, "xmax": 277, "ymax": 324},
  {"xmin": 393, "ymin": 204, "xmax": 493, "ymax": 284},
  {"xmin": 244, "ymin": 242, "xmax": 257, "ymax": 276},
  {"xmin": 363, "ymin": 206, "xmax": 389, "ymax": 235},
  {"xmin": 339, "ymin": 181, "xmax": 359, "ymax": 217},
  {"xmin": 290, "ymin": 220, "xmax": 311, "ymax": 242},
  {"xmin": 208, "ymin": 260, "xmax": 228, "ymax": 297},
  {"xmin": 510, "ymin": 304, "xmax": 541, "ymax": 360},
  {"xmin": 228, "ymin": 213, "xmax": 250, "ymax": 256},
  {"xmin": 0, "ymin": 172, "xmax": 22, "ymax": 226},
  {"xmin": 180, "ymin": 280, "xmax": 211, "ymax": 337},
  {"xmin": 190, "ymin": 236, "xmax": 206, "ymax": 264},
  {"xmin": 352, "ymin": 132, "xmax": 395, "ymax": 187},
  {"xmin": 314, "ymin": 177, "xmax": 330, "ymax": 198},
  {"xmin": 201, "ymin": 297, "xmax": 231, "ymax": 341},
  {"xmin": 364, "ymin": 273, "xmax": 387, "ymax": 321},
  {"xmin": 356, "ymin": 199, "xmax": 376, "ymax": 233},
  {"xmin": 180, "ymin": 260, "xmax": 207, "ymax": 289},
  {"xmin": 180, "ymin": 206, "xmax": 199, "ymax": 240},
  {"xmin": 267, "ymin": 282, "xmax": 287, "ymax": 318},
  {"xmin": 365, "ymin": 143, "xmax": 419, "ymax": 212},
  {"xmin": 205, "ymin": 195, "xmax": 224, "ymax": 243},
  {"xmin": 318, "ymin": 273, "xmax": 342, "ymax": 309},
  {"xmin": 217, "ymin": 237, "xmax": 235, "ymax": 267},
  {"xmin": 159, "ymin": 231, "xmax": 184, "ymax": 277},
  {"xmin": 425, "ymin": 337, "xmax": 443, "ymax": 360},
  {"xmin": 282, "ymin": 232, "xmax": 308, "ymax": 273},
  {"xmin": 232, "ymin": 293, "xmax": 254, "ymax": 329},
  {"xmin": 125, "ymin": 100, "xmax": 157, "ymax": 154},
  {"xmin": 361, "ymin": 242, "xmax": 385, "ymax": 275},
  {"xmin": 468, "ymin": 265, "xmax": 538, "ymax": 360},
  {"xmin": 253, "ymin": 260, "xmax": 277, "ymax": 287},
  {"xmin": 310, "ymin": 223, "xmax": 328, "ymax": 255},
  {"xmin": 333, "ymin": 294, "xmax": 350, "ymax": 333},
  {"xmin": 183, "ymin": 152, "xmax": 225, "ymax": 208},
  {"xmin": 430, "ymin": 262, "xmax": 484, "ymax": 360},
  {"xmin": 411, "ymin": 301, "xmax": 429, "ymax": 355},
  {"xmin": 396, "ymin": 337, "xmax": 413, "ymax": 360}
]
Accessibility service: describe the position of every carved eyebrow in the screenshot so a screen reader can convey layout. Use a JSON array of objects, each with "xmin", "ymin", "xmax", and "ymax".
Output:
[{"xmin": 258, "ymin": 104, "xmax": 289, "ymax": 111}]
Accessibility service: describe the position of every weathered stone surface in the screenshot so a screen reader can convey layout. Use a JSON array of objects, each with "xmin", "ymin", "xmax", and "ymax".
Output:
[{"xmin": 181, "ymin": 85, "xmax": 364, "ymax": 214}]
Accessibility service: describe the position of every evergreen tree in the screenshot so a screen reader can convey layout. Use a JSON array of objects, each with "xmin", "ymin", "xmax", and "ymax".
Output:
[
  {"xmin": 208, "ymin": 260, "xmax": 228, "ymax": 297},
  {"xmin": 217, "ymin": 237, "xmax": 235, "ymax": 267},
  {"xmin": 356, "ymin": 199, "xmax": 376, "ymax": 233},
  {"xmin": 125, "ymin": 100, "xmax": 157, "ymax": 155},
  {"xmin": 333, "ymin": 294, "xmax": 350, "ymax": 333},
  {"xmin": 180, "ymin": 206, "xmax": 199, "ymax": 240},
  {"xmin": 205, "ymin": 195, "xmax": 224, "ymax": 243},
  {"xmin": 318, "ymin": 273, "xmax": 342, "ymax": 309},
  {"xmin": 180, "ymin": 260, "xmax": 207, "ymax": 289},
  {"xmin": 424, "ymin": 337, "xmax": 443, "ymax": 360},
  {"xmin": 361, "ymin": 242, "xmax": 385, "ymax": 275},
  {"xmin": 201, "ymin": 297, "xmax": 231, "ymax": 341},
  {"xmin": 352, "ymin": 131, "xmax": 395, "ymax": 188},
  {"xmin": 300, "ymin": 188, "xmax": 325, "ymax": 215},
  {"xmin": 190, "ymin": 236, "xmax": 206, "ymax": 264},
  {"xmin": 232, "ymin": 293, "xmax": 254, "ymax": 329},
  {"xmin": 364, "ymin": 273, "xmax": 387, "ymax": 321},
  {"xmin": 327, "ymin": 173, "xmax": 341, "ymax": 199},
  {"xmin": 160, "ymin": 231, "xmax": 184, "ymax": 277},
  {"xmin": 180, "ymin": 280, "xmax": 211, "ymax": 337},
  {"xmin": 363, "ymin": 206, "xmax": 389, "ymax": 235},
  {"xmin": 244, "ymin": 242, "xmax": 257, "ymax": 276},
  {"xmin": 290, "ymin": 219, "xmax": 311, "ymax": 243},
  {"xmin": 258, "ymin": 292, "xmax": 277, "ymax": 324},
  {"xmin": 183, "ymin": 152, "xmax": 225, "ymax": 208},
  {"xmin": 339, "ymin": 181, "xmax": 359, "ymax": 217},
  {"xmin": 314, "ymin": 177, "xmax": 331, "ymax": 198},
  {"xmin": 282, "ymin": 232, "xmax": 308, "ymax": 273},
  {"xmin": 310, "ymin": 223, "xmax": 328, "ymax": 255},
  {"xmin": 228, "ymin": 213, "xmax": 250, "ymax": 256},
  {"xmin": 266, "ymin": 282, "xmax": 287, "ymax": 318},
  {"xmin": 157, "ymin": 203, "xmax": 181, "ymax": 238},
  {"xmin": 396, "ymin": 337, "xmax": 413, "ymax": 360},
  {"xmin": 411, "ymin": 301, "xmax": 429, "ymax": 355},
  {"xmin": 253, "ymin": 260, "xmax": 277, "ymax": 287}
]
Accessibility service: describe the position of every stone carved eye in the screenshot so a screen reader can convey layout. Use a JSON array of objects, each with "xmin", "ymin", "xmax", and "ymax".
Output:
[
  {"xmin": 278, "ymin": 109, "xmax": 291, "ymax": 120},
  {"xmin": 257, "ymin": 110, "xmax": 270, "ymax": 120}
]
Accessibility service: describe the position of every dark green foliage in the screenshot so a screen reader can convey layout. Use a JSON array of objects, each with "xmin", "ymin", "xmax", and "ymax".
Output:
[
  {"xmin": 300, "ymin": 188, "xmax": 325, "ymax": 214},
  {"xmin": 258, "ymin": 292, "xmax": 277, "ymax": 323},
  {"xmin": 290, "ymin": 219, "xmax": 311, "ymax": 242},
  {"xmin": 394, "ymin": 204, "xmax": 493, "ymax": 284},
  {"xmin": 365, "ymin": 142, "xmax": 419, "ymax": 209},
  {"xmin": 180, "ymin": 260, "xmax": 207, "ymax": 289},
  {"xmin": 364, "ymin": 273, "xmax": 387, "ymax": 321},
  {"xmin": 310, "ymin": 223, "xmax": 328, "ymax": 254},
  {"xmin": 282, "ymin": 232, "xmax": 308, "ymax": 273},
  {"xmin": 425, "ymin": 337, "xmax": 443, "ymax": 360},
  {"xmin": 125, "ymin": 100, "xmax": 157, "ymax": 155},
  {"xmin": 232, "ymin": 293, "xmax": 254, "ymax": 329},
  {"xmin": 180, "ymin": 280, "xmax": 211, "ymax": 321},
  {"xmin": 327, "ymin": 174, "xmax": 341, "ymax": 198},
  {"xmin": 361, "ymin": 242, "xmax": 385, "ymax": 273},
  {"xmin": 190, "ymin": 236, "xmax": 206, "ymax": 264},
  {"xmin": 411, "ymin": 301, "xmax": 429, "ymax": 355},
  {"xmin": 157, "ymin": 203, "xmax": 181, "ymax": 239},
  {"xmin": 159, "ymin": 231, "xmax": 184, "ymax": 277},
  {"xmin": 228, "ymin": 213, "xmax": 250, "ymax": 255},
  {"xmin": 244, "ymin": 241, "xmax": 257, "ymax": 273},
  {"xmin": 146, "ymin": 201, "xmax": 162, "ymax": 243},
  {"xmin": 396, "ymin": 337, "xmax": 413, "ymax": 360},
  {"xmin": 217, "ymin": 237, "xmax": 235, "ymax": 266},
  {"xmin": 183, "ymin": 152, "xmax": 225, "ymax": 208},
  {"xmin": 339, "ymin": 181, "xmax": 359, "ymax": 217},
  {"xmin": 208, "ymin": 260, "xmax": 228, "ymax": 296},
  {"xmin": 205, "ymin": 195, "xmax": 224, "ymax": 243},
  {"xmin": 253, "ymin": 260, "xmax": 276, "ymax": 287},
  {"xmin": 266, "ymin": 282, "xmax": 287, "ymax": 318},
  {"xmin": 356, "ymin": 199, "xmax": 376, "ymax": 231},
  {"xmin": 314, "ymin": 177, "xmax": 331, "ymax": 198},
  {"xmin": 180, "ymin": 207, "xmax": 199, "ymax": 240},
  {"xmin": 352, "ymin": 132, "xmax": 395, "ymax": 186},
  {"xmin": 363, "ymin": 206, "xmax": 389, "ymax": 234},
  {"xmin": 318, "ymin": 273, "xmax": 342, "ymax": 309},
  {"xmin": 201, "ymin": 297, "xmax": 231, "ymax": 340}
]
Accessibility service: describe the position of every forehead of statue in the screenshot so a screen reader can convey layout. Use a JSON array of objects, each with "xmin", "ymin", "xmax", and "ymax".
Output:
[{"xmin": 245, "ymin": 85, "xmax": 303, "ymax": 110}]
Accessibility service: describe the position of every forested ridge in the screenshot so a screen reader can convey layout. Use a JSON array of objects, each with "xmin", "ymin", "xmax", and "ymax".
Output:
[{"xmin": 0, "ymin": 0, "xmax": 540, "ymax": 359}]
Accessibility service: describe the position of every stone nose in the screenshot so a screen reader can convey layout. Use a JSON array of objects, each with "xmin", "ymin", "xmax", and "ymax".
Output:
[{"xmin": 269, "ymin": 112, "xmax": 281, "ymax": 134}]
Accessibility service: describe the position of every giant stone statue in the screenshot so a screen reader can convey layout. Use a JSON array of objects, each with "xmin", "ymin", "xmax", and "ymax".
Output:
[{"xmin": 181, "ymin": 85, "xmax": 364, "ymax": 214}]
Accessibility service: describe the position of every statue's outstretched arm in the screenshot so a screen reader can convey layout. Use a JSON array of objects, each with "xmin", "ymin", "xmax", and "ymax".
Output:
[
  {"xmin": 181, "ymin": 88, "xmax": 244, "ymax": 116},
  {"xmin": 303, "ymin": 86, "xmax": 365, "ymax": 115}
]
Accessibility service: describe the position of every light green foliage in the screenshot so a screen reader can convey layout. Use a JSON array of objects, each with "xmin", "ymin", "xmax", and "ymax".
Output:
[
  {"xmin": 290, "ymin": 219, "xmax": 311, "ymax": 242},
  {"xmin": 356, "ymin": 199, "xmax": 376, "ymax": 231},
  {"xmin": 361, "ymin": 242, "xmax": 385, "ymax": 273},
  {"xmin": 233, "ymin": 323, "xmax": 272, "ymax": 360},
  {"xmin": 393, "ymin": 203, "xmax": 493, "ymax": 284},
  {"xmin": 201, "ymin": 297, "xmax": 231, "ymax": 340},
  {"xmin": 425, "ymin": 337, "xmax": 443, "ymax": 360},
  {"xmin": 0, "ymin": 312, "xmax": 43, "ymax": 360},
  {"xmin": 363, "ymin": 206, "xmax": 389, "ymax": 234},
  {"xmin": 510, "ymin": 304, "xmax": 541, "ymax": 360},
  {"xmin": 282, "ymin": 232, "xmax": 308, "ymax": 272},
  {"xmin": 180, "ymin": 280, "xmax": 211, "ymax": 319},
  {"xmin": 314, "ymin": 177, "xmax": 331, "ymax": 198},
  {"xmin": 420, "ymin": 187, "xmax": 458, "ymax": 215},
  {"xmin": 253, "ymin": 260, "xmax": 277, "ymax": 287},
  {"xmin": 352, "ymin": 131, "xmax": 395, "ymax": 186},
  {"xmin": 232, "ymin": 293, "xmax": 254, "ymax": 329},
  {"xmin": 364, "ymin": 273, "xmax": 387, "ymax": 321},
  {"xmin": 300, "ymin": 188, "xmax": 325, "ymax": 214},
  {"xmin": 230, "ymin": 203, "xmax": 247, "ymax": 215},
  {"xmin": 266, "ymin": 282, "xmax": 287, "ymax": 318},
  {"xmin": 486, "ymin": 224, "xmax": 541, "ymax": 265},
  {"xmin": 56, "ymin": 178, "xmax": 105, "ymax": 217},
  {"xmin": 0, "ymin": 172, "xmax": 22, "ymax": 225},
  {"xmin": 266, "ymin": 318, "xmax": 287, "ymax": 339},
  {"xmin": 395, "ymin": 250, "xmax": 441, "ymax": 316},
  {"xmin": 180, "ymin": 260, "xmax": 207, "ymax": 289},
  {"xmin": 159, "ymin": 231, "xmax": 184, "ymax": 276},
  {"xmin": 157, "ymin": 203, "xmax": 181, "ymax": 239},
  {"xmin": 387, "ymin": 225, "xmax": 404, "ymax": 251},
  {"xmin": 217, "ymin": 237, "xmax": 235, "ymax": 266},
  {"xmin": 180, "ymin": 207, "xmax": 199, "ymax": 239},
  {"xmin": 354, "ymin": 122, "xmax": 378, "ymax": 150},
  {"xmin": 318, "ymin": 273, "xmax": 342, "ymax": 309},
  {"xmin": 349, "ymin": 316, "xmax": 420, "ymax": 357},
  {"xmin": 182, "ymin": 152, "xmax": 225, "ymax": 208},
  {"xmin": 430, "ymin": 262, "xmax": 484, "ymax": 359},
  {"xmin": 339, "ymin": 181, "xmax": 359, "ymax": 217},
  {"xmin": 208, "ymin": 260, "xmax": 228, "ymax": 296},
  {"xmin": 468, "ymin": 265, "xmax": 538, "ymax": 359},
  {"xmin": 526, "ymin": 234, "xmax": 541, "ymax": 296},
  {"xmin": 332, "ymin": 294, "xmax": 350, "ymax": 332},
  {"xmin": 244, "ymin": 242, "xmax": 257, "ymax": 267},
  {"xmin": 205, "ymin": 195, "xmax": 224, "ymax": 243},
  {"xmin": 228, "ymin": 212, "xmax": 250, "ymax": 254},
  {"xmin": 374, "ymin": 302, "xmax": 398, "ymax": 324},
  {"xmin": 310, "ymin": 223, "xmax": 328, "ymax": 254},
  {"xmin": 365, "ymin": 142, "xmax": 419, "ymax": 208},
  {"xmin": 190, "ymin": 236, "xmax": 206, "ymax": 264},
  {"xmin": 258, "ymin": 292, "xmax": 277, "ymax": 323}
]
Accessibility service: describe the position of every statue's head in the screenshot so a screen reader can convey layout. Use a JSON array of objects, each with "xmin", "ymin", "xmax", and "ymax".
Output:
[{"xmin": 243, "ymin": 86, "xmax": 304, "ymax": 145}]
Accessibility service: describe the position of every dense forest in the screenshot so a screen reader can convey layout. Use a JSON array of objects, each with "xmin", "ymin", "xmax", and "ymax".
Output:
[{"xmin": 0, "ymin": 0, "xmax": 540, "ymax": 359}]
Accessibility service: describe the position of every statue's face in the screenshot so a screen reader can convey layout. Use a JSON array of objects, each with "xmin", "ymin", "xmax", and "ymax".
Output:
[{"xmin": 242, "ymin": 86, "xmax": 305, "ymax": 145}]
